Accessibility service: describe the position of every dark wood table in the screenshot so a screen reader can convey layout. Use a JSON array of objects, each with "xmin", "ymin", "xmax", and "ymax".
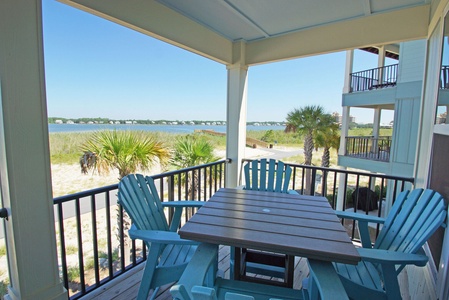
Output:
[{"xmin": 179, "ymin": 188, "xmax": 360, "ymax": 288}]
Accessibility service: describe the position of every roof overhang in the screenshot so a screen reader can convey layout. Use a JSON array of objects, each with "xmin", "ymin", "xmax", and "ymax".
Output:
[{"xmin": 57, "ymin": 0, "xmax": 431, "ymax": 66}]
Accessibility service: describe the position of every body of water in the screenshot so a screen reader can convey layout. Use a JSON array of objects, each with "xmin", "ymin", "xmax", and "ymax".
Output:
[{"xmin": 48, "ymin": 123, "xmax": 286, "ymax": 134}]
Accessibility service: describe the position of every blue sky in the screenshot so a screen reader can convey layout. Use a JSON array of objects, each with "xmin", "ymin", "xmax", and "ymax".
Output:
[{"xmin": 42, "ymin": 0, "xmax": 394, "ymax": 124}]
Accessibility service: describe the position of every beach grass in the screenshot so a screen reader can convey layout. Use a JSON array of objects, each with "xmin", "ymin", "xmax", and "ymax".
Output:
[
  {"xmin": 49, "ymin": 128, "xmax": 392, "ymax": 165},
  {"xmin": 48, "ymin": 130, "xmax": 296, "ymax": 165}
]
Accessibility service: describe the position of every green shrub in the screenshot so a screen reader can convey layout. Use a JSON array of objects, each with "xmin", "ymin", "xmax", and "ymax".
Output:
[
  {"xmin": 67, "ymin": 266, "xmax": 80, "ymax": 282},
  {"xmin": 0, "ymin": 245, "xmax": 6, "ymax": 256},
  {"xmin": 65, "ymin": 245, "xmax": 78, "ymax": 255},
  {"xmin": 375, "ymin": 185, "xmax": 387, "ymax": 199},
  {"xmin": 0, "ymin": 279, "xmax": 9, "ymax": 298}
]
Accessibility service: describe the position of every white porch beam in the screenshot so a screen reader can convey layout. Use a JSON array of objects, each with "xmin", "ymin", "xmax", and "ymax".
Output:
[
  {"xmin": 246, "ymin": 5, "xmax": 430, "ymax": 65},
  {"xmin": 0, "ymin": 1, "xmax": 67, "ymax": 299},
  {"xmin": 225, "ymin": 41, "xmax": 248, "ymax": 187},
  {"xmin": 59, "ymin": 0, "xmax": 233, "ymax": 65}
]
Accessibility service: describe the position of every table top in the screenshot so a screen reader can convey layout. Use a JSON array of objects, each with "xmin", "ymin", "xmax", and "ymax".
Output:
[{"xmin": 179, "ymin": 188, "xmax": 361, "ymax": 265}]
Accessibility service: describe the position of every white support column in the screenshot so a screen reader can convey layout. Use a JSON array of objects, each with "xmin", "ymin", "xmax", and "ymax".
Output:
[
  {"xmin": 372, "ymin": 108, "xmax": 381, "ymax": 138},
  {"xmin": 337, "ymin": 107, "xmax": 350, "ymax": 211},
  {"xmin": 225, "ymin": 41, "xmax": 248, "ymax": 188},
  {"xmin": 372, "ymin": 108, "xmax": 381, "ymax": 162},
  {"xmin": 0, "ymin": 1, "xmax": 67, "ymax": 299},
  {"xmin": 342, "ymin": 50, "xmax": 354, "ymax": 94},
  {"xmin": 336, "ymin": 50, "xmax": 354, "ymax": 211},
  {"xmin": 377, "ymin": 46, "xmax": 386, "ymax": 85}
]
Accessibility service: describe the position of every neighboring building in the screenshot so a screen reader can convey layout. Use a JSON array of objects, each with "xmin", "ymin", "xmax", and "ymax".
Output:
[{"xmin": 339, "ymin": 42, "xmax": 422, "ymax": 179}]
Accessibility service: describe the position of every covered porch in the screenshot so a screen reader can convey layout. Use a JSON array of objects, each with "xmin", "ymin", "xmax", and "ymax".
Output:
[
  {"xmin": 1, "ymin": 1, "xmax": 449, "ymax": 300},
  {"xmin": 51, "ymin": 160, "xmax": 412, "ymax": 299}
]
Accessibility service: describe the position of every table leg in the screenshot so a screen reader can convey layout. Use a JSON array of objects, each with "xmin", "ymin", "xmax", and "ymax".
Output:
[
  {"xmin": 234, "ymin": 247, "xmax": 242, "ymax": 281},
  {"xmin": 285, "ymin": 255, "xmax": 295, "ymax": 288}
]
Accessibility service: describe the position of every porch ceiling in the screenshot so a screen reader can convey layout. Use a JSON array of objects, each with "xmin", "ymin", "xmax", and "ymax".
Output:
[{"xmin": 59, "ymin": 0, "xmax": 431, "ymax": 65}]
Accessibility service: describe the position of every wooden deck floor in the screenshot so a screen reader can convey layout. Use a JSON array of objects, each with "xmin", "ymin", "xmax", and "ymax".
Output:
[{"xmin": 80, "ymin": 245, "xmax": 310, "ymax": 300}]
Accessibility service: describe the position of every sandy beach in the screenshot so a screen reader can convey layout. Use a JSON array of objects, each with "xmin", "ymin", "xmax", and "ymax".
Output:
[
  {"xmin": 0, "ymin": 146, "xmax": 302, "ymax": 294},
  {"xmin": 50, "ymin": 146, "xmax": 286, "ymax": 197}
]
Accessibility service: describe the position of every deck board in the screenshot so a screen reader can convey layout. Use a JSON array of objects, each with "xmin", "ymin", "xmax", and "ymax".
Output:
[{"xmin": 79, "ymin": 245, "xmax": 309, "ymax": 300}]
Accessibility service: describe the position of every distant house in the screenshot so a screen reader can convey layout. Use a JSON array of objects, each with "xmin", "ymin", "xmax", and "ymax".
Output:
[{"xmin": 55, "ymin": 119, "xmax": 63, "ymax": 124}]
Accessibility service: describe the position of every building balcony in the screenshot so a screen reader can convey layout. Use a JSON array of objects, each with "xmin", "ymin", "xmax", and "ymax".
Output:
[
  {"xmin": 45, "ymin": 159, "xmax": 413, "ymax": 300},
  {"xmin": 344, "ymin": 136, "xmax": 392, "ymax": 162},
  {"xmin": 349, "ymin": 64, "xmax": 398, "ymax": 93}
]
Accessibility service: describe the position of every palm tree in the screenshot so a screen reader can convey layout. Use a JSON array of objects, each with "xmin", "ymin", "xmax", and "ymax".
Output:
[
  {"xmin": 285, "ymin": 105, "xmax": 327, "ymax": 165},
  {"xmin": 169, "ymin": 135, "xmax": 219, "ymax": 200},
  {"xmin": 80, "ymin": 130, "xmax": 169, "ymax": 266},
  {"xmin": 315, "ymin": 115, "xmax": 340, "ymax": 168},
  {"xmin": 80, "ymin": 130, "xmax": 169, "ymax": 179}
]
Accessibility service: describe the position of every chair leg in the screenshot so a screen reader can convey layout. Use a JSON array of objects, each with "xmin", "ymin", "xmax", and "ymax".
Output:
[
  {"xmin": 149, "ymin": 287, "xmax": 160, "ymax": 300},
  {"xmin": 136, "ymin": 244, "xmax": 162, "ymax": 300}
]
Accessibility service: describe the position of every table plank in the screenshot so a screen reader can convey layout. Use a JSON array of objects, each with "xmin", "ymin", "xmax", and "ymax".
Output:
[{"xmin": 179, "ymin": 188, "xmax": 360, "ymax": 265}]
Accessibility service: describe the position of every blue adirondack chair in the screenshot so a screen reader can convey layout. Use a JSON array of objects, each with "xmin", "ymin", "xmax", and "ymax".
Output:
[
  {"xmin": 118, "ymin": 174, "xmax": 204, "ymax": 300},
  {"xmin": 231, "ymin": 159, "xmax": 298, "ymax": 286},
  {"xmin": 170, "ymin": 243, "xmax": 349, "ymax": 300},
  {"xmin": 320, "ymin": 188, "xmax": 447, "ymax": 300},
  {"xmin": 243, "ymin": 158, "xmax": 297, "ymax": 194}
]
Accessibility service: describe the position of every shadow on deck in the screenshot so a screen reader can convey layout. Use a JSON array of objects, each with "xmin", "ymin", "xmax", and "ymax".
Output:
[{"xmin": 79, "ymin": 245, "xmax": 310, "ymax": 300}]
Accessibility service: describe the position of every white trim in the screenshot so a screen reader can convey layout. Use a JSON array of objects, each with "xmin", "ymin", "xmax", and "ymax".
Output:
[
  {"xmin": 433, "ymin": 123, "xmax": 449, "ymax": 135},
  {"xmin": 433, "ymin": 4, "xmax": 449, "ymax": 299}
]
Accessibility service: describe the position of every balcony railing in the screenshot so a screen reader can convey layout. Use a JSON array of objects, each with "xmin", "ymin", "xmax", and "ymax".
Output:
[
  {"xmin": 349, "ymin": 64, "xmax": 398, "ymax": 92},
  {"xmin": 54, "ymin": 159, "xmax": 228, "ymax": 299},
  {"xmin": 56, "ymin": 158, "xmax": 412, "ymax": 299},
  {"xmin": 440, "ymin": 65, "xmax": 449, "ymax": 89},
  {"xmin": 345, "ymin": 136, "xmax": 392, "ymax": 162}
]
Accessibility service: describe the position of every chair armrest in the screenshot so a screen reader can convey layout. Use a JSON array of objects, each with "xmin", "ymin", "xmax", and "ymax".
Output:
[
  {"xmin": 162, "ymin": 201, "xmax": 205, "ymax": 208},
  {"xmin": 306, "ymin": 259, "xmax": 349, "ymax": 300},
  {"xmin": 162, "ymin": 201, "xmax": 205, "ymax": 231},
  {"xmin": 357, "ymin": 248, "xmax": 429, "ymax": 267},
  {"xmin": 171, "ymin": 243, "xmax": 219, "ymax": 300},
  {"xmin": 336, "ymin": 211, "xmax": 385, "ymax": 248},
  {"xmin": 129, "ymin": 228, "xmax": 200, "ymax": 245},
  {"xmin": 335, "ymin": 211, "xmax": 385, "ymax": 224}
]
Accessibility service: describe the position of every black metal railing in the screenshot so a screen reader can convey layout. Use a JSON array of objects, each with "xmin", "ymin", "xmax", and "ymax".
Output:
[
  {"xmin": 350, "ymin": 64, "xmax": 398, "ymax": 92},
  {"xmin": 57, "ymin": 157, "xmax": 413, "ymax": 299},
  {"xmin": 440, "ymin": 65, "xmax": 449, "ymax": 89},
  {"xmin": 240, "ymin": 158, "xmax": 414, "ymax": 244},
  {"xmin": 54, "ymin": 159, "xmax": 227, "ymax": 299},
  {"xmin": 344, "ymin": 136, "xmax": 392, "ymax": 162},
  {"xmin": 287, "ymin": 162, "xmax": 414, "ymax": 244}
]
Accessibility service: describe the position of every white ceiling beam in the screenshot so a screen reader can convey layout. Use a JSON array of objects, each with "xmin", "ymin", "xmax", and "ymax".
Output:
[
  {"xmin": 245, "ymin": 5, "xmax": 430, "ymax": 65},
  {"xmin": 58, "ymin": 0, "xmax": 234, "ymax": 64},
  {"xmin": 221, "ymin": 0, "xmax": 270, "ymax": 38},
  {"xmin": 362, "ymin": 0, "xmax": 372, "ymax": 15}
]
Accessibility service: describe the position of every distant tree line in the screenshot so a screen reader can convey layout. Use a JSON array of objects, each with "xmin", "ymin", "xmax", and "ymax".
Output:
[{"xmin": 47, "ymin": 117, "xmax": 283, "ymax": 126}]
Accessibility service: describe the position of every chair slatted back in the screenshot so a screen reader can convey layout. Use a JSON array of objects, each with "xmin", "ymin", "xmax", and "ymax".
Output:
[
  {"xmin": 374, "ymin": 189, "xmax": 446, "ymax": 255},
  {"xmin": 118, "ymin": 174, "xmax": 169, "ymax": 232},
  {"xmin": 244, "ymin": 159, "xmax": 292, "ymax": 193}
]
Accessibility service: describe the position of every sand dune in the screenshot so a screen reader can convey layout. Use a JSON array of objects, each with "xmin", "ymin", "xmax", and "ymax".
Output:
[{"xmin": 51, "ymin": 147, "xmax": 275, "ymax": 197}]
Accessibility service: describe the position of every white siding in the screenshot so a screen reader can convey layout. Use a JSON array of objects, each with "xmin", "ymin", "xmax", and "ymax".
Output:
[{"xmin": 398, "ymin": 40, "xmax": 427, "ymax": 83}]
